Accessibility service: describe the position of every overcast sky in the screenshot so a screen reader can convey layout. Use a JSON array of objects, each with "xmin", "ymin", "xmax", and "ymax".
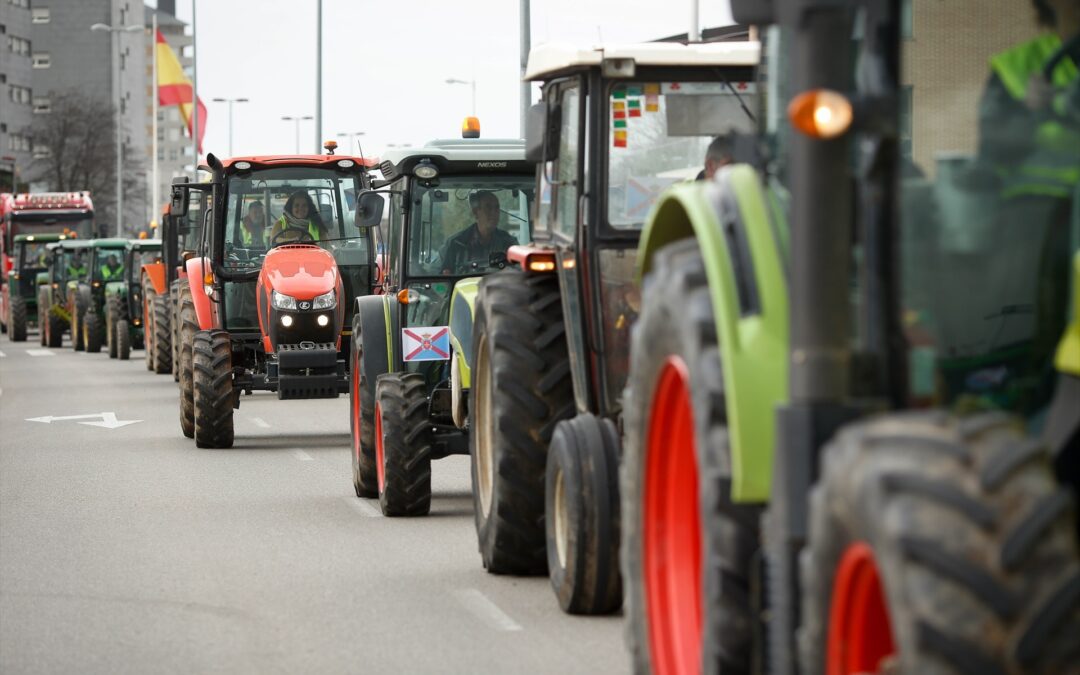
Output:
[{"xmin": 158, "ymin": 0, "xmax": 733, "ymax": 159}]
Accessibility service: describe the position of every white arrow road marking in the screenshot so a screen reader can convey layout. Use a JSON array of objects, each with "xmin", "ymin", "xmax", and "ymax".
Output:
[
  {"xmin": 452, "ymin": 589, "xmax": 523, "ymax": 632},
  {"xmin": 26, "ymin": 412, "xmax": 142, "ymax": 429},
  {"xmin": 343, "ymin": 496, "xmax": 381, "ymax": 518},
  {"xmin": 26, "ymin": 349, "xmax": 54, "ymax": 357},
  {"xmin": 291, "ymin": 449, "xmax": 313, "ymax": 461},
  {"xmin": 250, "ymin": 417, "xmax": 270, "ymax": 428}
]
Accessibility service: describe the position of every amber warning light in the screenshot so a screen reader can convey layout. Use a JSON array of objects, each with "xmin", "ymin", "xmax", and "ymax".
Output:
[
  {"xmin": 462, "ymin": 117, "xmax": 481, "ymax": 139},
  {"xmin": 788, "ymin": 89, "xmax": 853, "ymax": 140}
]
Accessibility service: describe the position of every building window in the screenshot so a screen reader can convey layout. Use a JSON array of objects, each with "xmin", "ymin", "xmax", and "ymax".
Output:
[
  {"xmin": 31, "ymin": 8, "xmax": 50, "ymax": 23},
  {"xmin": 8, "ymin": 35, "xmax": 30, "ymax": 56},
  {"xmin": 33, "ymin": 97, "xmax": 50, "ymax": 113},
  {"xmin": 8, "ymin": 84, "xmax": 31, "ymax": 104},
  {"xmin": 8, "ymin": 0, "xmax": 30, "ymax": 8},
  {"xmin": 33, "ymin": 144, "xmax": 51, "ymax": 159},
  {"xmin": 899, "ymin": 85, "xmax": 913, "ymax": 160},
  {"xmin": 31, "ymin": 52, "xmax": 50, "ymax": 69},
  {"xmin": 900, "ymin": 0, "xmax": 913, "ymax": 39},
  {"xmin": 8, "ymin": 134, "xmax": 31, "ymax": 152}
]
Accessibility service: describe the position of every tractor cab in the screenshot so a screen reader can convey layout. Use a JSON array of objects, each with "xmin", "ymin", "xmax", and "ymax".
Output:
[
  {"xmin": 74, "ymin": 238, "xmax": 128, "ymax": 352},
  {"xmin": 168, "ymin": 151, "xmax": 379, "ymax": 448},
  {"xmin": 100, "ymin": 238, "xmax": 162, "ymax": 360},
  {"xmin": 347, "ymin": 136, "xmax": 536, "ymax": 514},
  {"xmin": 1, "ymin": 233, "xmax": 66, "ymax": 341}
]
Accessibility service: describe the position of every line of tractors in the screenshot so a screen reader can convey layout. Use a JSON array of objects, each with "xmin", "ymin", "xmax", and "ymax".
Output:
[{"xmin": 5, "ymin": 1, "xmax": 1079, "ymax": 671}]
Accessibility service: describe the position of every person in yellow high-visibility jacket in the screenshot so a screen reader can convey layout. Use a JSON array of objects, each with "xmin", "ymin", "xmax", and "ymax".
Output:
[
  {"xmin": 270, "ymin": 191, "xmax": 326, "ymax": 244},
  {"xmin": 239, "ymin": 201, "xmax": 267, "ymax": 248}
]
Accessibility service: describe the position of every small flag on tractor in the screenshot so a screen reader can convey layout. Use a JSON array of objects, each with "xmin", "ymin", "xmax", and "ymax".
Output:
[
  {"xmin": 645, "ymin": 83, "xmax": 660, "ymax": 112},
  {"xmin": 402, "ymin": 327, "xmax": 451, "ymax": 362},
  {"xmin": 614, "ymin": 130, "xmax": 627, "ymax": 148},
  {"xmin": 628, "ymin": 99, "xmax": 642, "ymax": 117}
]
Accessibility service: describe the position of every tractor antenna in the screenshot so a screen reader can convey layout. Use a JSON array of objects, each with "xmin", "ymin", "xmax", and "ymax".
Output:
[{"xmin": 356, "ymin": 141, "xmax": 367, "ymax": 168}]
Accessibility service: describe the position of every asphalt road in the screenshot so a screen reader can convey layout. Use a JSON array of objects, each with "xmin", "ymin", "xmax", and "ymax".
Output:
[{"xmin": 0, "ymin": 332, "xmax": 625, "ymax": 674}]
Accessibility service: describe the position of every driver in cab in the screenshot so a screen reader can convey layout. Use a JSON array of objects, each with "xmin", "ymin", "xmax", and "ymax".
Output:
[
  {"xmin": 440, "ymin": 191, "xmax": 517, "ymax": 274},
  {"xmin": 269, "ymin": 191, "xmax": 326, "ymax": 244}
]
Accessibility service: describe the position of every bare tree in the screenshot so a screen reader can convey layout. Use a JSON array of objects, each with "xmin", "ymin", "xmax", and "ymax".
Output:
[{"xmin": 26, "ymin": 90, "xmax": 145, "ymax": 235}]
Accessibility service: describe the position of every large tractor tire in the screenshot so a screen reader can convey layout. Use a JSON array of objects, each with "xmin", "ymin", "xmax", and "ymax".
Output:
[
  {"xmin": 37, "ymin": 289, "xmax": 47, "ymax": 346},
  {"xmin": 622, "ymin": 239, "xmax": 760, "ymax": 675},
  {"xmin": 373, "ymin": 372, "xmax": 432, "ymax": 517},
  {"xmin": 45, "ymin": 305, "xmax": 64, "ymax": 348},
  {"xmin": 152, "ymin": 293, "xmax": 172, "ymax": 374},
  {"xmin": 71, "ymin": 296, "xmax": 86, "ymax": 351},
  {"xmin": 192, "ymin": 329, "xmax": 234, "ymax": 449},
  {"xmin": 9, "ymin": 296, "xmax": 28, "ymax": 342},
  {"xmin": 470, "ymin": 269, "xmax": 573, "ymax": 575},
  {"xmin": 116, "ymin": 319, "xmax": 131, "ymax": 360},
  {"xmin": 142, "ymin": 287, "xmax": 155, "ymax": 370},
  {"xmin": 177, "ymin": 285, "xmax": 197, "ymax": 438},
  {"xmin": 799, "ymin": 412, "xmax": 1080, "ymax": 675},
  {"xmin": 350, "ymin": 312, "xmax": 389, "ymax": 498},
  {"xmin": 83, "ymin": 311, "xmax": 104, "ymax": 353},
  {"xmin": 171, "ymin": 279, "xmax": 183, "ymax": 381},
  {"xmin": 545, "ymin": 413, "xmax": 623, "ymax": 615},
  {"xmin": 106, "ymin": 295, "xmax": 122, "ymax": 358}
]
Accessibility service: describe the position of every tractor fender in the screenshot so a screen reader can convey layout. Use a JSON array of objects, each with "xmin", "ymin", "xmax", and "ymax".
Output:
[
  {"xmin": 352, "ymin": 293, "xmax": 400, "ymax": 408},
  {"xmin": 636, "ymin": 164, "xmax": 789, "ymax": 502},
  {"xmin": 142, "ymin": 261, "xmax": 167, "ymax": 295},
  {"xmin": 185, "ymin": 256, "xmax": 216, "ymax": 330},
  {"xmin": 449, "ymin": 277, "xmax": 482, "ymax": 390}
]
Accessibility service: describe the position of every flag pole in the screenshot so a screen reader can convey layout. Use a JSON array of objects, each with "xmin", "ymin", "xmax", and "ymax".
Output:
[
  {"xmin": 190, "ymin": 0, "xmax": 198, "ymax": 176},
  {"xmin": 151, "ymin": 12, "xmax": 159, "ymax": 227}
]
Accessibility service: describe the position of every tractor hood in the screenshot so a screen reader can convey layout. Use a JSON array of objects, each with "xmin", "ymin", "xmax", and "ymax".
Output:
[{"xmin": 260, "ymin": 245, "xmax": 338, "ymax": 300}]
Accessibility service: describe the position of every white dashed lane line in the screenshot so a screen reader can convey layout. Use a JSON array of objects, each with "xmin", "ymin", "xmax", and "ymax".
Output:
[
  {"xmin": 343, "ymin": 496, "xmax": 381, "ymax": 518},
  {"xmin": 452, "ymin": 588, "xmax": 524, "ymax": 632},
  {"xmin": 250, "ymin": 417, "xmax": 270, "ymax": 428},
  {"xmin": 292, "ymin": 449, "xmax": 314, "ymax": 461},
  {"xmin": 26, "ymin": 349, "xmax": 54, "ymax": 357}
]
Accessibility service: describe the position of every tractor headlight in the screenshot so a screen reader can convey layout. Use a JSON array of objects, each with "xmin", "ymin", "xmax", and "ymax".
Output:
[
  {"xmin": 272, "ymin": 290, "xmax": 297, "ymax": 310},
  {"xmin": 312, "ymin": 289, "xmax": 336, "ymax": 310}
]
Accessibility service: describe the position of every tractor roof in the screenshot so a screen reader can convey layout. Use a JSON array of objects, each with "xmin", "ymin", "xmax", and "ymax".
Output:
[
  {"xmin": 89, "ymin": 238, "xmax": 129, "ymax": 249},
  {"xmin": 127, "ymin": 239, "xmax": 162, "ymax": 250},
  {"xmin": 55, "ymin": 239, "xmax": 92, "ymax": 250},
  {"xmin": 524, "ymin": 41, "xmax": 760, "ymax": 81},
  {"xmin": 378, "ymin": 139, "xmax": 529, "ymax": 181},
  {"xmin": 210, "ymin": 155, "xmax": 380, "ymax": 172},
  {"xmin": 13, "ymin": 233, "xmax": 70, "ymax": 243}
]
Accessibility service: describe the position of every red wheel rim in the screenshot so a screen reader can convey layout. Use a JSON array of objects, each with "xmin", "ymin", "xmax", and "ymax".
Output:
[
  {"xmin": 644, "ymin": 357, "xmax": 702, "ymax": 675},
  {"xmin": 827, "ymin": 542, "xmax": 896, "ymax": 675},
  {"xmin": 351, "ymin": 358, "xmax": 362, "ymax": 465},
  {"xmin": 374, "ymin": 401, "xmax": 386, "ymax": 492}
]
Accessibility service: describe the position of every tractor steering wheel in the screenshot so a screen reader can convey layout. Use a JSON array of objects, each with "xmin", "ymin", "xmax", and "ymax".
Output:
[{"xmin": 271, "ymin": 227, "xmax": 316, "ymax": 246}]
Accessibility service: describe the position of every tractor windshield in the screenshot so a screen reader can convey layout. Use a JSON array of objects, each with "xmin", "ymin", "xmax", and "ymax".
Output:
[
  {"xmin": 17, "ymin": 241, "xmax": 49, "ymax": 270},
  {"xmin": 405, "ymin": 176, "xmax": 534, "ymax": 277},
  {"xmin": 89, "ymin": 248, "xmax": 126, "ymax": 283},
  {"xmin": 59, "ymin": 248, "xmax": 89, "ymax": 285},
  {"xmin": 606, "ymin": 78, "xmax": 756, "ymax": 229}
]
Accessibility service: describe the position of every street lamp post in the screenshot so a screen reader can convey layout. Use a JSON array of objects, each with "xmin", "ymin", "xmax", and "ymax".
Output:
[
  {"xmin": 90, "ymin": 22, "xmax": 143, "ymax": 236},
  {"xmin": 445, "ymin": 78, "xmax": 476, "ymax": 116},
  {"xmin": 282, "ymin": 116, "xmax": 314, "ymax": 154},
  {"xmin": 336, "ymin": 132, "xmax": 365, "ymax": 154},
  {"xmin": 212, "ymin": 97, "xmax": 249, "ymax": 157}
]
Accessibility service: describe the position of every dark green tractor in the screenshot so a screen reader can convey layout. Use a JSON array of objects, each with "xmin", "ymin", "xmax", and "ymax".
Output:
[
  {"xmin": 2, "ymin": 234, "xmax": 62, "ymax": 342},
  {"xmin": 72, "ymin": 238, "xmax": 128, "ymax": 354},
  {"xmin": 38, "ymin": 239, "xmax": 92, "ymax": 348},
  {"xmin": 104, "ymin": 239, "xmax": 162, "ymax": 360}
]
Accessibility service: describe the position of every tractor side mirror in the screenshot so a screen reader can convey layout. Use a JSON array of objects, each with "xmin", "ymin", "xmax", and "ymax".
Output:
[
  {"xmin": 170, "ymin": 184, "xmax": 188, "ymax": 218},
  {"xmin": 525, "ymin": 102, "xmax": 559, "ymax": 164},
  {"xmin": 356, "ymin": 191, "xmax": 385, "ymax": 228},
  {"xmin": 730, "ymin": 0, "xmax": 774, "ymax": 25}
]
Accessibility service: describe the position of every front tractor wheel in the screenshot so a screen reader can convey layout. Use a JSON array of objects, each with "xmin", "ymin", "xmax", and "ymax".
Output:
[
  {"xmin": 799, "ymin": 412, "xmax": 1080, "ymax": 675},
  {"xmin": 544, "ymin": 413, "xmax": 623, "ymax": 615},
  {"xmin": 192, "ymin": 329, "xmax": 234, "ymax": 449},
  {"xmin": 9, "ymin": 296, "xmax": 28, "ymax": 342},
  {"xmin": 622, "ymin": 239, "xmax": 760, "ymax": 675},
  {"xmin": 116, "ymin": 319, "xmax": 131, "ymax": 360},
  {"xmin": 470, "ymin": 269, "xmax": 573, "ymax": 575},
  {"xmin": 373, "ymin": 372, "xmax": 432, "ymax": 517},
  {"xmin": 83, "ymin": 311, "xmax": 104, "ymax": 353}
]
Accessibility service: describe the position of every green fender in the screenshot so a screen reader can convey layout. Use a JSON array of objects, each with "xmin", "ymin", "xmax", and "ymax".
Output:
[
  {"xmin": 449, "ymin": 277, "xmax": 482, "ymax": 389},
  {"xmin": 636, "ymin": 164, "xmax": 789, "ymax": 503}
]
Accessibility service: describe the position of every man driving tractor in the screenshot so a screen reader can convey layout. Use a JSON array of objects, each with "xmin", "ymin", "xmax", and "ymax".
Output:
[{"xmin": 439, "ymin": 190, "xmax": 517, "ymax": 274}]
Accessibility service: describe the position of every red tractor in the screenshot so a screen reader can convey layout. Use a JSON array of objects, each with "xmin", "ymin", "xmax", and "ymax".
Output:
[{"xmin": 170, "ymin": 147, "xmax": 380, "ymax": 447}]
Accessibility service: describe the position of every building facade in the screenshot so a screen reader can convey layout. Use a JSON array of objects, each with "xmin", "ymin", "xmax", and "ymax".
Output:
[
  {"xmin": 30, "ymin": 0, "xmax": 148, "ymax": 234},
  {"xmin": 1, "ymin": 0, "xmax": 35, "ymax": 191}
]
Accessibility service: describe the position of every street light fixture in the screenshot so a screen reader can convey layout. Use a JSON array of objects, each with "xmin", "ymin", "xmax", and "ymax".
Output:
[
  {"xmin": 281, "ymin": 116, "xmax": 314, "ymax": 154},
  {"xmin": 445, "ymin": 78, "xmax": 477, "ymax": 116},
  {"xmin": 212, "ymin": 97, "xmax": 249, "ymax": 157},
  {"xmin": 336, "ymin": 132, "xmax": 365, "ymax": 155},
  {"xmin": 90, "ymin": 22, "xmax": 144, "ymax": 236}
]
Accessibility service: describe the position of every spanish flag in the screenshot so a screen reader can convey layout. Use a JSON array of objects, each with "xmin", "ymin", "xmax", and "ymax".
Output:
[{"xmin": 156, "ymin": 30, "xmax": 207, "ymax": 152}]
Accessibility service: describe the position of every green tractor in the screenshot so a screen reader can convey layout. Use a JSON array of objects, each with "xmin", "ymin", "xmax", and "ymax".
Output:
[
  {"xmin": 71, "ymin": 238, "xmax": 128, "ymax": 354},
  {"xmin": 349, "ymin": 137, "xmax": 535, "ymax": 516},
  {"xmin": 104, "ymin": 238, "xmax": 162, "ymax": 360},
  {"xmin": 2, "ymin": 234, "xmax": 63, "ymax": 342},
  {"xmin": 466, "ymin": 42, "xmax": 758, "ymax": 612},
  {"xmin": 38, "ymin": 239, "xmax": 92, "ymax": 349},
  {"xmin": 621, "ymin": 1, "xmax": 1080, "ymax": 673}
]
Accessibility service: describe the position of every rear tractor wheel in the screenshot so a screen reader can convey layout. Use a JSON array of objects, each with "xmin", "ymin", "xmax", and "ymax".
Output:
[
  {"xmin": 545, "ymin": 413, "xmax": 623, "ymax": 615},
  {"xmin": 83, "ymin": 311, "xmax": 103, "ymax": 353},
  {"xmin": 192, "ymin": 329, "xmax": 234, "ymax": 449},
  {"xmin": 799, "ymin": 412, "xmax": 1080, "ymax": 675},
  {"xmin": 106, "ymin": 295, "xmax": 121, "ymax": 358},
  {"xmin": 177, "ymin": 285, "xmax": 197, "ymax": 438},
  {"xmin": 116, "ymin": 319, "xmax": 131, "ymax": 360},
  {"xmin": 470, "ymin": 269, "xmax": 573, "ymax": 575},
  {"xmin": 153, "ymin": 292, "xmax": 172, "ymax": 374},
  {"xmin": 9, "ymin": 296, "xmax": 28, "ymax": 342},
  {"xmin": 622, "ymin": 239, "xmax": 759, "ymax": 674},
  {"xmin": 71, "ymin": 297, "xmax": 86, "ymax": 351},
  {"xmin": 373, "ymin": 372, "xmax": 432, "ymax": 517},
  {"xmin": 350, "ymin": 326, "xmax": 381, "ymax": 498}
]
